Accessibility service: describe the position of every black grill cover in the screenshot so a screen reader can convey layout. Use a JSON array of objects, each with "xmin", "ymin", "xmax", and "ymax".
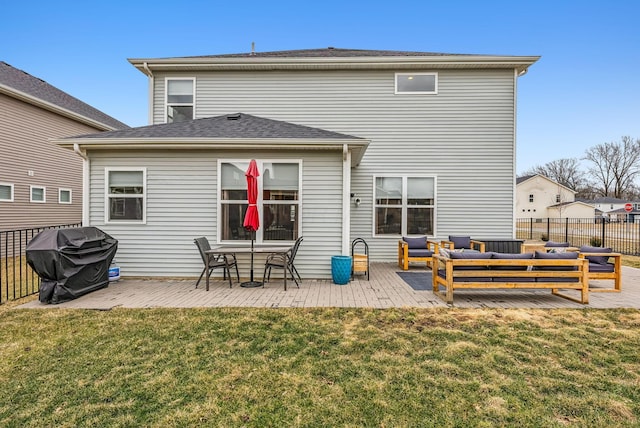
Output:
[{"xmin": 26, "ymin": 227, "xmax": 118, "ymax": 304}]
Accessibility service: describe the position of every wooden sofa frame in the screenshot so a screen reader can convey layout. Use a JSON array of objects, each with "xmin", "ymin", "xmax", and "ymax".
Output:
[
  {"xmin": 398, "ymin": 239, "xmax": 439, "ymax": 270},
  {"xmin": 578, "ymin": 251, "xmax": 622, "ymax": 292},
  {"xmin": 432, "ymin": 255, "xmax": 590, "ymax": 305}
]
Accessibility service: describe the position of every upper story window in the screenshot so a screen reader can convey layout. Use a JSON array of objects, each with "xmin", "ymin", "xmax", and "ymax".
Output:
[
  {"xmin": 30, "ymin": 186, "xmax": 46, "ymax": 203},
  {"xmin": 374, "ymin": 176, "xmax": 435, "ymax": 236},
  {"xmin": 529, "ymin": 194, "xmax": 534, "ymax": 203},
  {"xmin": 166, "ymin": 78, "xmax": 194, "ymax": 123},
  {"xmin": 556, "ymin": 194, "xmax": 561, "ymax": 203},
  {"xmin": 219, "ymin": 160, "xmax": 301, "ymax": 243},
  {"xmin": 0, "ymin": 183, "xmax": 13, "ymax": 202},
  {"xmin": 59, "ymin": 188, "xmax": 72, "ymax": 204},
  {"xmin": 395, "ymin": 73, "xmax": 437, "ymax": 94},
  {"xmin": 105, "ymin": 168, "xmax": 146, "ymax": 223}
]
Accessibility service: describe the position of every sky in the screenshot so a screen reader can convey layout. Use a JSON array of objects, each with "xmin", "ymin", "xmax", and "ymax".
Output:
[{"xmin": 2, "ymin": 0, "xmax": 639, "ymax": 174}]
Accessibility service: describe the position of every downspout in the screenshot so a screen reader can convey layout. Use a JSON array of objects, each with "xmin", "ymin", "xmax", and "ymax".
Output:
[
  {"xmin": 342, "ymin": 144, "xmax": 351, "ymax": 255},
  {"xmin": 143, "ymin": 62, "xmax": 154, "ymax": 125},
  {"xmin": 74, "ymin": 144, "xmax": 90, "ymax": 227},
  {"xmin": 512, "ymin": 68, "xmax": 523, "ymax": 238}
]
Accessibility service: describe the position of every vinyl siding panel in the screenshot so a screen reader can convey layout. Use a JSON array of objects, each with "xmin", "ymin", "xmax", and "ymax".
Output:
[
  {"xmin": 151, "ymin": 68, "xmax": 517, "ymax": 261},
  {"xmin": 88, "ymin": 150, "xmax": 343, "ymax": 278},
  {"xmin": 0, "ymin": 94, "xmax": 100, "ymax": 231}
]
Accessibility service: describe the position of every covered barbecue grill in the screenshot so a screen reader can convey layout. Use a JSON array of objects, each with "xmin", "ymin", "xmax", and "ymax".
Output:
[{"xmin": 26, "ymin": 227, "xmax": 118, "ymax": 304}]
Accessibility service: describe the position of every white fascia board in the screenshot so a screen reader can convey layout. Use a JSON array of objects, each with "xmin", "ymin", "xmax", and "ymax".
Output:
[
  {"xmin": 129, "ymin": 55, "xmax": 541, "ymax": 74},
  {"xmin": 55, "ymin": 138, "xmax": 370, "ymax": 167}
]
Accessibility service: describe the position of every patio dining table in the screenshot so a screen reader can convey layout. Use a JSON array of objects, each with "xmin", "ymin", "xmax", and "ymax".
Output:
[{"xmin": 205, "ymin": 245, "xmax": 291, "ymax": 290}]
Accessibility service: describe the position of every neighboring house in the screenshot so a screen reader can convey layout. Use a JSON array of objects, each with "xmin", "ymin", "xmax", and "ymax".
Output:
[
  {"xmin": 590, "ymin": 197, "xmax": 628, "ymax": 214},
  {"xmin": 56, "ymin": 47, "xmax": 539, "ymax": 279},
  {"xmin": 0, "ymin": 62, "xmax": 128, "ymax": 231},
  {"xmin": 590, "ymin": 197, "xmax": 631, "ymax": 222},
  {"xmin": 516, "ymin": 174, "xmax": 594, "ymax": 219}
]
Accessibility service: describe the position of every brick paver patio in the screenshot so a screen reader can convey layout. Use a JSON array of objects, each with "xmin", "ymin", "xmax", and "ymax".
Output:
[{"xmin": 18, "ymin": 262, "xmax": 640, "ymax": 310}]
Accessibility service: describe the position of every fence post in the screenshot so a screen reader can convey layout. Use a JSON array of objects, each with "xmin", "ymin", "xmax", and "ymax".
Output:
[
  {"xmin": 565, "ymin": 217, "xmax": 569, "ymax": 243},
  {"xmin": 601, "ymin": 217, "xmax": 606, "ymax": 247},
  {"xmin": 546, "ymin": 218, "xmax": 550, "ymax": 241},
  {"xmin": 529, "ymin": 218, "xmax": 533, "ymax": 239}
]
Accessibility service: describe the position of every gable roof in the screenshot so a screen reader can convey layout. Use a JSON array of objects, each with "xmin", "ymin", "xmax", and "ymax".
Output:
[
  {"xmin": 548, "ymin": 201, "xmax": 595, "ymax": 209},
  {"xmin": 516, "ymin": 173, "xmax": 576, "ymax": 194},
  {"xmin": 56, "ymin": 113, "xmax": 370, "ymax": 166},
  {"xmin": 129, "ymin": 47, "xmax": 539, "ymax": 75},
  {"xmin": 0, "ymin": 61, "xmax": 128, "ymax": 131},
  {"xmin": 516, "ymin": 175, "xmax": 535, "ymax": 185}
]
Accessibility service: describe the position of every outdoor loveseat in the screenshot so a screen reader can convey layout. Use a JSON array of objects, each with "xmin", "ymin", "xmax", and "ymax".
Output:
[{"xmin": 432, "ymin": 251, "xmax": 590, "ymax": 305}]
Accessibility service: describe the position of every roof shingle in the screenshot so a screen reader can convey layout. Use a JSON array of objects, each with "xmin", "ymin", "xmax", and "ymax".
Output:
[
  {"xmin": 68, "ymin": 113, "xmax": 364, "ymax": 141},
  {"xmin": 0, "ymin": 61, "xmax": 128, "ymax": 130}
]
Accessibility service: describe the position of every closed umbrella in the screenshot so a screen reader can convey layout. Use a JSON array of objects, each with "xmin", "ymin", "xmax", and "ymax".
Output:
[{"xmin": 241, "ymin": 159, "xmax": 261, "ymax": 287}]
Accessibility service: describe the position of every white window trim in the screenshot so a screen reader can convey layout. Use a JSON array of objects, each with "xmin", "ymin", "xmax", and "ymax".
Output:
[
  {"xmin": 104, "ymin": 167, "xmax": 147, "ymax": 224},
  {"xmin": 58, "ymin": 188, "xmax": 72, "ymax": 204},
  {"xmin": 372, "ymin": 175, "xmax": 437, "ymax": 238},
  {"xmin": 217, "ymin": 159, "xmax": 303, "ymax": 245},
  {"xmin": 395, "ymin": 72, "xmax": 438, "ymax": 95},
  {"xmin": 30, "ymin": 185, "xmax": 46, "ymax": 203},
  {"xmin": 164, "ymin": 77, "xmax": 195, "ymax": 123},
  {"xmin": 0, "ymin": 182, "xmax": 14, "ymax": 202}
]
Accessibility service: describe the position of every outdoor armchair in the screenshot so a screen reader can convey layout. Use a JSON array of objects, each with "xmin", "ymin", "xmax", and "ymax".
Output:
[
  {"xmin": 194, "ymin": 237, "xmax": 239, "ymax": 288},
  {"xmin": 398, "ymin": 236, "xmax": 438, "ymax": 270}
]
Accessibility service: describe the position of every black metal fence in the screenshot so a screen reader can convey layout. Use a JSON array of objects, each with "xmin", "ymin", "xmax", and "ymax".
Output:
[
  {"xmin": 516, "ymin": 218, "xmax": 640, "ymax": 255},
  {"xmin": 1, "ymin": 223, "xmax": 81, "ymax": 304}
]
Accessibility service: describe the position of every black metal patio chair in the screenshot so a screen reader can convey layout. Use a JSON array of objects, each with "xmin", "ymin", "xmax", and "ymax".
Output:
[
  {"xmin": 262, "ymin": 237, "xmax": 303, "ymax": 289},
  {"xmin": 194, "ymin": 237, "xmax": 239, "ymax": 288}
]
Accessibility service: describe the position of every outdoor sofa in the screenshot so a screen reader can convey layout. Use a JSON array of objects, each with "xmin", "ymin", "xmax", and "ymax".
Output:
[{"xmin": 432, "ymin": 251, "xmax": 590, "ymax": 305}]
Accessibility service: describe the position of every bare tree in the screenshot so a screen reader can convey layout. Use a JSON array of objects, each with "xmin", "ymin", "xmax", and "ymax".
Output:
[
  {"xmin": 584, "ymin": 136, "xmax": 640, "ymax": 198},
  {"xmin": 522, "ymin": 157, "xmax": 585, "ymax": 190}
]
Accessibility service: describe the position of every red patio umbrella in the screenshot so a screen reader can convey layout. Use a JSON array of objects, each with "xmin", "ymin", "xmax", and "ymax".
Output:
[{"xmin": 241, "ymin": 159, "xmax": 261, "ymax": 287}]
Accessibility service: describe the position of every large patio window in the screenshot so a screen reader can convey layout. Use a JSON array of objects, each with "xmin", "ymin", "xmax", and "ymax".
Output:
[
  {"xmin": 374, "ymin": 176, "xmax": 435, "ymax": 236},
  {"xmin": 105, "ymin": 168, "xmax": 146, "ymax": 223},
  {"xmin": 219, "ymin": 160, "xmax": 301, "ymax": 243}
]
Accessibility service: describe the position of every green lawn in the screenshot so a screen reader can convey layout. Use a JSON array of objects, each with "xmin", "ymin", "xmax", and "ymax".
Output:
[{"xmin": 1, "ymin": 305, "xmax": 639, "ymax": 427}]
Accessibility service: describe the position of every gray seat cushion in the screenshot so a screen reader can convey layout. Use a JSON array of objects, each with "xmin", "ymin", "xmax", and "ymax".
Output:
[
  {"xmin": 589, "ymin": 262, "xmax": 615, "ymax": 273},
  {"xmin": 408, "ymin": 249, "xmax": 433, "ymax": 258},
  {"xmin": 533, "ymin": 251, "xmax": 579, "ymax": 283}
]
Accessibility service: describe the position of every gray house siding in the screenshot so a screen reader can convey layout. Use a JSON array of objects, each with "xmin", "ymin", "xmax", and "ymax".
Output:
[
  {"xmin": 0, "ymin": 93, "xmax": 95, "ymax": 230},
  {"xmin": 88, "ymin": 150, "xmax": 343, "ymax": 278},
  {"xmin": 150, "ymin": 69, "xmax": 517, "ymax": 260}
]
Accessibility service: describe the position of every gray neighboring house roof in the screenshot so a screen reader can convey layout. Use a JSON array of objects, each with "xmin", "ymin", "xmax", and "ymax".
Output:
[
  {"xmin": 0, "ymin": 61, "xmax": 128, "ymax": 131},
  {"xmin": 516, "ymin": 175, "xmax": 535, "ymax": 185},
  {"xmin": 57, "ymin": 113, "xmax": 370, "ymax": 166},
  {"xmin": 591, "ymin": 196, "xmax": 628, "ymax": 204}
]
